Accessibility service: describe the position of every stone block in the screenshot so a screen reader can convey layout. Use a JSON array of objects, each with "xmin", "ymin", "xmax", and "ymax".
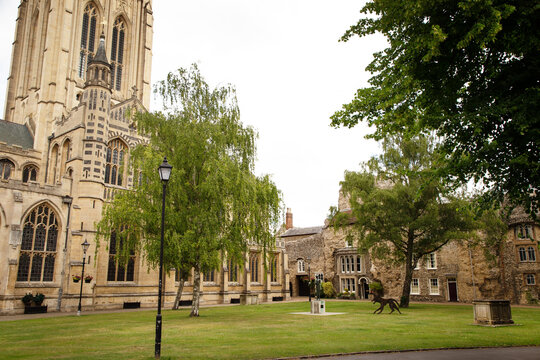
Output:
[
  {"xmin": 311, "ymin": 300, "xmax": 325, "ymax": 314},
  {"xmin": 473, "ymin": 300, "xmax": 514, "ymax": 325}
]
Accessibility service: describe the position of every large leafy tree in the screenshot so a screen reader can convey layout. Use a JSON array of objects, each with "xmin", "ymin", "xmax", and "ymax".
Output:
[
  {"xmin": 331, "ymin": 136, "xmax": 474, "ymax": 307},
  {"xmin": 331, "ymin": 1, "xmax": 540, "ymax": 216},
  {"xmin": 96, "ymin": 65, "xmax": 282, "ymax": 317}
]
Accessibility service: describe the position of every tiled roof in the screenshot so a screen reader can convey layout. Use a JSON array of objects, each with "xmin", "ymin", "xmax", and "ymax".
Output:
[
  {"xmin": 0, "ymin": 120, "xmax": 34, "ymax": 149},
  {"xmin": 280, "ymin": 226, "xmax": 323, "ymax": 238}
]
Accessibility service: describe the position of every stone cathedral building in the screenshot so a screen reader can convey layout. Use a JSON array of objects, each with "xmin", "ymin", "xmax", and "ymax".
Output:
[{"xmin": 0, "ymin": 0, "xmax": 289, "ymax": 315}]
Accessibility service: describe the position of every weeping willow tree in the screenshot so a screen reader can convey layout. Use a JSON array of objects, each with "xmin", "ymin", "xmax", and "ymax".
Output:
[{"xmin": 96, "ymin": 65, "xmax": 282, "ymax": 317}]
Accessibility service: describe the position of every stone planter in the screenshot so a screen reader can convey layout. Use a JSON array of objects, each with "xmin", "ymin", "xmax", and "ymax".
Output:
[
  {"xmin": 24, "ymin": 305, "xmax": 48, "ymax": 314},
  {"xmin": 473, "ymin": 300, "xmax": 514, "ymax": 325}
]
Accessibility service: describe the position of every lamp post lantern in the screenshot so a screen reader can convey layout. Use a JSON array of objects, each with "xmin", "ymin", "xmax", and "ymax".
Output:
[
  {"xmin": 155, "ymin": 157, "xmax": 172, "ymax": 359},
  {"xmin": 306, "ymin": 257, "xmax": 312, "ymax": 302},
  {"xmin": 77, "ymin": 239, "xmax": 90, "ymax": 316}
]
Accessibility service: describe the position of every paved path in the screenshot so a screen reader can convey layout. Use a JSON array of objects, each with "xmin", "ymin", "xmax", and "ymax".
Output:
[{"xmin": 303, "ymin": 347, "xmax": 540, "ymax": 360}]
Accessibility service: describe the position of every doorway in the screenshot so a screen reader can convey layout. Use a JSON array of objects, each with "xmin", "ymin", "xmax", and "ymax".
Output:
[
  {"xmin": 448, "ymin": 278, "xmax": 458, "ymax": 302},
  {"xmin": 297, "ymin": 275, "xmax": 309, "ymax": 296},
  {"xmin": 359, "ymin": 278, "xmax": 370, "ymax": 299}
]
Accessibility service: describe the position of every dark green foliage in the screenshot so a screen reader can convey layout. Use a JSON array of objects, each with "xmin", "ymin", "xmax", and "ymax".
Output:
[
  {"xmin": 21, "ymin": 293, "xmax": 33, "ymax": 306},
  {"xmin": 330, "ymin": 136, "xmax": 475, "ymax": 307},
  {"xmin": 331, "ymin": 0, "xmax": 540, "ymax": 216},
  {"xmin": 369, "ymin": 281, "xmax": 383, "ymax": 297},
  {"xmin": 33, "ymin": 293, "xmax": 45, "ymax": 306}
]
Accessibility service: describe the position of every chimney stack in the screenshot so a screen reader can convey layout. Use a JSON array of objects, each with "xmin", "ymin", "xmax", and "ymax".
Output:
[{"xmin": 286, "ymin": 208, "xmax": 293, "ymax": 229}]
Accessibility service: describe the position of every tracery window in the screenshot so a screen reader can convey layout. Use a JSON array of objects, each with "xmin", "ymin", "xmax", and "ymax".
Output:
[
  {"xmin": 525, "ymin": 274, "xmax": 536, "ymax": 285},
  {"xmin": 105, "ymin": 139, "xmax": 127, "ymax": 186},
  {"xmin": 250, "ymin": 254, "xmax": 259, "ymax": 282},
  {"xmin": 78, "ymin": 3, "xmax": 98, "ymax": 78},
  {"xmin": 228, "ymin": 259, "xmax": 238, "ymax": 283},
  {"xmin": 203, "ymin": 270, "xmax": 215, "ymax": 282},
  {"xmin": 0, "ymin": 159, "xmax": 14, "ymax": 180},
  {"xmin": 270, "ymin": 256, "xmax": 278, "ymax": 282},
  {"xmin": 17, "ymin": 204, "xmax": 58, "ymax": 282},
  {"xmin": 107, "ymin": 230, "xmax": 135, "ymax": 281},
  {"xmin": 22, "ymin": 165, "xmax": 38, "ymax": 183},
  {"xmin": 110, "ymin": 18, "xmax": 126, "ymax": 91}
]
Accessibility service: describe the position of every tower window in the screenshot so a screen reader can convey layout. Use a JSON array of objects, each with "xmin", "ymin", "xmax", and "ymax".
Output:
[
  {"xmin": 0, "ymin": 159, "xmax": 14, "ymax": 180},
  {"xmin": 105, "ymin": 139, "xmax": 127, "ymax": 186},
  {"xmin": 22, "ymin": 165, "xmax": 38, "ymax": 183},
  {"xmin": 111, "ymin": 18, "xmax": 126, "ymax": 91},
  {"xmin": 78, "ymin": 3, "xmax": 98, "ymax": 78},
  {"xmin": 107, "ymin": 229, "xmax": 135, "ymax": 282}
]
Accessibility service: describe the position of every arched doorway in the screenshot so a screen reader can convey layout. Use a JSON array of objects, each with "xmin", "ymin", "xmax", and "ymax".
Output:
[{"xmin": 359, "ymin": 277, "xmax": 370, "ymax": 299}]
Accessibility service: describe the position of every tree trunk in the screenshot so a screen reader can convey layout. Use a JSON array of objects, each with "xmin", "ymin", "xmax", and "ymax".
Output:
[
  {"xmin": 400, "ymin": 231, "xmax": 415, "ymax": 308},
  {"xmin": 172, "ymin": 269, "xmax": 185, "ymax": 310},
  {"xmin": 190, "ymin": 265, "xmax": 201, "ymax": 317}
]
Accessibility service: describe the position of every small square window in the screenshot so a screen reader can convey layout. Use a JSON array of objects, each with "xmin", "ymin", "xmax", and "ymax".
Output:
[{"xmin": 525, "ymin": 274, "xmax": 536, "ymax": 285}]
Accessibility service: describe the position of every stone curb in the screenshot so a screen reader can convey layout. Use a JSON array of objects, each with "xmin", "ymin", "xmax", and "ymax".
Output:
[{"xmin": 269, "ymin": 345, "xmax": 540, "ymax": 359}]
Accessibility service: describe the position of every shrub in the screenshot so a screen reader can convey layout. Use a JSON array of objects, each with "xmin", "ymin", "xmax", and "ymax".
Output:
[
  {"xmin": 525, "ymin": 290, "xmax": 539, "ymax": 305},
  {"xmin": 21, "ymin": 293, "xmax": 33, "ymax": 306},
  {"xmin": 33, "ymin": 293, "xmax": 45, "ymax": 306},
  {"xmin": 369, "ymin": 281, "xmax": 383, "ymax": 296},
  {"xmin": 322, "ymin": 282, "xmax": 336, "ymax": 298}
]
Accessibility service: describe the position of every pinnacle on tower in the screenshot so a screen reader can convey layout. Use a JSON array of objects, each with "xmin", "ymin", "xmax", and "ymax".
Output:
[{"xmin": 90, "ymin": 32, "xmax": 111, "ymax": 66}]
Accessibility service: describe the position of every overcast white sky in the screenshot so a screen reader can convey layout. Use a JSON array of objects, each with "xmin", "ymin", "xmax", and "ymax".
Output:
[{"xmin": 0, "ymin": 1, "xmax": 386, "ymax": 228}]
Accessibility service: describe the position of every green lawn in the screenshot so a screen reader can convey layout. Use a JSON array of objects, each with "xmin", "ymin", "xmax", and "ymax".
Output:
[{"xmin": 1, "ymin": 301, "xmax": 539, "ymax": 359}]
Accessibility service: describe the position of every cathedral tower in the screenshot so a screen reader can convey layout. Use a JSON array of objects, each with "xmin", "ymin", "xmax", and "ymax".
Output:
[{"xmin": 3, "ymin": 0, "xmax": 153, "ymax": 154}]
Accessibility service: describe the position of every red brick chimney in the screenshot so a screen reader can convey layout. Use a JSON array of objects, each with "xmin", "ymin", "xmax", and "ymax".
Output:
[{"xmin": 286, "ymin": 208, "xmax": 293, "ymax": 229}]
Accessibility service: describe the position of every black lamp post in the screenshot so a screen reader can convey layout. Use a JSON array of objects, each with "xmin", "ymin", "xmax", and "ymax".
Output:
[
  {"xmin": 77, "ymin": 239, "xmax": 90, "ymax": 316},
  {"xmin": 155, "ymin": 157, "xmax": 172, "ymax": 359},
  {"xmin": 306, "ymin": 257, "xmax": 311, "ymax": 302}
]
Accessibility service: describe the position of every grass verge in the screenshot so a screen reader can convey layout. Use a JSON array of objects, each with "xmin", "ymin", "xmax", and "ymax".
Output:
[{"xmin": 1, "ymin": 301, "xmax": 539, "ymax": 359}]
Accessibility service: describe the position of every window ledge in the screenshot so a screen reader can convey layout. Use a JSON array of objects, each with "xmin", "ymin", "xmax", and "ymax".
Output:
[{"xmin": 15, "ymin": 282, "xmax": 60, "ymax": 288}]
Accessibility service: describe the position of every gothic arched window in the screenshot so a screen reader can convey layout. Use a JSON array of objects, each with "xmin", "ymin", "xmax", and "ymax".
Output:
[
  {"xmin": 250, "ymin": 253, "xmax": 259, "ymax": 282},
  {"xmin": 105, "ymin": 139, "xmax": 127, "ymax": 186},
  {"xmin": 107, "ymin": 229, "xmax": 135, "ymax": 282},
  {"xmin": 0, "ymin": 159, "xmax": 14, "ymax": 180},
  {"xmin": 270, "ymin": 256, "xmax": 278, "ymax": 282},
  {"xmin": 78, "ymin": 3, "xmax": 98, "ymax": 78},
  {"xmin": 48, "ymin": 144, "xmax": 59, "ymax": 184},
  {"xmin": 228, "ymin": 259, "xmax": 238, "ymax": 283},
  {"xmin": 17, "ymin": 204, "xmax": 58, "ymax": 282},
  {"xmin": 110, "ymin": 17, "xmax": 126, "ymax": 91},
  {"xmin": 22, "ymin": 165, "xmax": 38, "ymax": 183}
]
